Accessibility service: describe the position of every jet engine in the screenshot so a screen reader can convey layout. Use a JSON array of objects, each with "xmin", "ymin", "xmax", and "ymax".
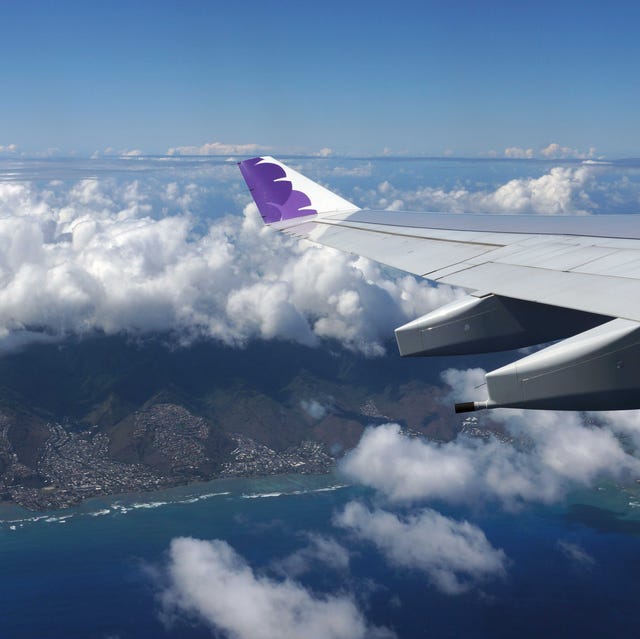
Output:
[
  {"xmin": 395, "ymin": 293, "xmax": 606, "ymax": 357},
  {"xmin": 455, "ymin": 318, "xmax": 640, "ymax": 412},
  {"xmin": 394, "ymin": 293, "xmax": 640, "ymax": 411}
]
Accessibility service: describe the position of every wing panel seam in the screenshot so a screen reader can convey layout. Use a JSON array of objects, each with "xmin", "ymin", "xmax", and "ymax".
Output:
[{"xmin": 315, "ymin": 221, "xmax": 503, "ymax": 249}]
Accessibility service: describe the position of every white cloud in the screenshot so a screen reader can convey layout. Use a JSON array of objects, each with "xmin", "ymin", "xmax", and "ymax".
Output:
[
  {"xmin": 540, "ymin": 143, "xmax": 596, "ymax": 160},
  {"xmin": 0, "ymin": 177, "xmax": 457, "ymax": 356},
  {"xmin": 487, "ymin": 166, "xmax": 595, "ymax": 214},
  {"xmin": 0, "ymin": 144, "xmax": 18, "ymax": 154},
  {"xmin": 167, "ymin": 141, "xmax": 268, "ymax": 156},
  {"xmin": 504, "ymin": 146, "xmax": 534, "ymax": 159},
  {"xmin": 557, "ymin": 540, "xmax": 595, "ymax": 568},
  {"xmin": 528, "ymin": 412, "xmax": 635, "ymax": 485},
  {"xmin": 441, "ymin": 368, "xmax": 640, "ymax": 488},
  {"xmin": 441, "ymin": 367, "xmax": 487, "ymax": 404},
  {"xmin": 362, "ymin": 165, "xmax": 598, "ymax": 215},
  {"xmin": 301, "ymin": 399, "xmax": 328, "ymax": 420},
  {"xmin": 91, "ymin": 147, "xmax": 145, "ymax": 158},
  {"xmin": 589, "ymin": 410, "xmax": 640, "ymax": 451},
  {"xmin": 341, "ymin": 423, "xmax": 477, "ymax": 503},
  {"xmin": 0, "ymin": 158, "xmax": 632, "ymax": 357},
  {"xmin": 502, "ymin": 143, "xmax": 597, "ymax": 160},
  {"xmin": 159, "ymin": 537, "xmax": 393, "ymax": 639},
  {"xmin": 334, "ymin": 502, "xmax": 507, "ymax": 595},
  {"xmin": 276, "ymin": 534, "xmax": 350, "ymax": 578},
  {"xmin": 226, "ymin": 279, "xmax": 318, "ymax": 347},
  {"xmin": 384, "ymin": 199, "xmax": 405, "ymax": 211},
  {"xmin": 341, "ymin": 400, "xmax": 640, "ymax": 508}
]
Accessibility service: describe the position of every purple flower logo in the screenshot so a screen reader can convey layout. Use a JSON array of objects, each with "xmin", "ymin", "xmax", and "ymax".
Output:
[{"xmin": 239, "ymin": 158, "xmax": 317, "ymax": 223}]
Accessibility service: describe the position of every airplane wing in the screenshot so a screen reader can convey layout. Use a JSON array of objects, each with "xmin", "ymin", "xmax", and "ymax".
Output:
[{"xmin": 239, "ymin": 156, "xmax": 640, "ymax": 412}]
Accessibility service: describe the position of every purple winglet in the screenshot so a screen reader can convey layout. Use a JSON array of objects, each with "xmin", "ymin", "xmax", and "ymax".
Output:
[{"xmin": 239, "ymin": 157, "xmax": 317, "ymax": 223}]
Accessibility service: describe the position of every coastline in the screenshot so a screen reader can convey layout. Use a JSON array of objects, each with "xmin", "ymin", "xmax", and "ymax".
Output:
[
  {"xmin": 4, "ymin": 469, "xmax": 640, "ymax": 535},
  {"xmin": 0, "ymin": 470, "xmax": 351, "ymax": 527}
]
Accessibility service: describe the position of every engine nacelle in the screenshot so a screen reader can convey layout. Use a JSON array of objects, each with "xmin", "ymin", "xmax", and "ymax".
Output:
[
  {"xmin": 456, "ymin": 318, "xmax": 640, "ymax": 412},
  {"xmin": 395, "ymin": 293, "xmax": 606, "ymax": 357}
]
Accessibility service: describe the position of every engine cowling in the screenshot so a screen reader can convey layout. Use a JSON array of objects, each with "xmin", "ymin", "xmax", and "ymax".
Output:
[
  {"xmin": 456, "ymin": 318, "xmax": 640, "ymax": 412},
  {"xmin": 395, "ymin": 293, "xmax": 606, "ymax": 357}
]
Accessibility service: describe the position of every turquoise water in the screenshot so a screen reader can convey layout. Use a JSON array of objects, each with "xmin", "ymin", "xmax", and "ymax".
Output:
[{"xmin": 3, "ymin": 474, "xmax": 640, "ymax": 639}]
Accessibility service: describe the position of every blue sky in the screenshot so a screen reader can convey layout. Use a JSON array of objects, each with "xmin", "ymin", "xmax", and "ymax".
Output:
[{"xmin": 1, "ymin": 0, "xmax": 639, "ymax": 157}]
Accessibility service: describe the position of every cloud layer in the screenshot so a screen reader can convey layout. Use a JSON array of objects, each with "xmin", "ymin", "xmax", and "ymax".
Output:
[
  {"xmin": 501, "ymin": 142, "xmax": 597, "ymax": 160},
  {"xmin": 0, "ymin": 177, "xmax": 456, "ymax": 355},
  {"xmin": 2, "ymin": 157, "xmax": 639, "ymax": 355},
  {"xmin": 166, "ymin": 141, "xmax": 268, "ymax": 156}
]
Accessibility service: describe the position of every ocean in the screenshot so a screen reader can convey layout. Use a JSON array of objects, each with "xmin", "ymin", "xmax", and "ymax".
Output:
[{"xmin": 2, "ymin": 473, "xmax": 640, "ymax": 639}]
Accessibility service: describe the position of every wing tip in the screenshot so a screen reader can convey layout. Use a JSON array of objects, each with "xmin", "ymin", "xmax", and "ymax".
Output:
[
  {"xmin": 239, "ymin": 156, "xmax": 359, "ymax": 225},
  {"xmin": 238, "ymin": 156, "xmax": 318, "ymax": 224}
]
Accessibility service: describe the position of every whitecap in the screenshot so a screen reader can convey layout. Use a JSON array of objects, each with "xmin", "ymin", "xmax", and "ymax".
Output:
[
  {"xmin": 131, "ymin": 501, "xmax": 169, "ymax": 509},
  {"xmin": 309, "ymin": 484, "xmax": 349, "ymax": 493}
]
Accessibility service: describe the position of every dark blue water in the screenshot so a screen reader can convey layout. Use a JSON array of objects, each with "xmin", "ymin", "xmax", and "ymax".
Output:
[{"xmin": 2, "ymin": 475, "xmax": 640, "ymax": 639}]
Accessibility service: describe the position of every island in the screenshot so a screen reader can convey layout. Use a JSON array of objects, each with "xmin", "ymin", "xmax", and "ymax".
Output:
[{"xmin": 0, "ymin": 333, "xmax": 509, "ymax": 510}]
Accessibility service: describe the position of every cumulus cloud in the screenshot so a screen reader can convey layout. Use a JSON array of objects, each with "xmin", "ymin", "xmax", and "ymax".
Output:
[
  {"xmin": 334, "ymin": 502, "xmax": 507, "ymax": 595},
  {"xmin": 504, "ymin": 146, "xmax": 534, "ymax": 159},
  {"xmin": 0, "ymin": 176, "xmax": 456, "ymax": 355},
  {"xmin": 0, "ymin": 144, "xmax": 18, "ymax": 154},
  {"xmin": 487, "ymin": 166, "xmax": 596, "ymax": 213},
  {"xmin": 342, "ymin": 423, "xmax": 478, "ymax": 503},
  {"xmin": 540, "ymin": 143, "xmax": 596, "ymax": 160},
  {"xmin": 167, "ymin": 141, "xmax": 268, "ymax": 156},
  {"xmin": 341, "ymin": 403, "xmax": 640, "ymax": 508},
  {"xmin": 159, "ymin": 537, "xmax": 393, "ymax": 639},
  {"xmin": 368, "ymin": 165, "xmax": 598, "ymax": 215}
]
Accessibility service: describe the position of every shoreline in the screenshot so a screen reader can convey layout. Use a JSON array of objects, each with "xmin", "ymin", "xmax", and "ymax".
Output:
[
  {"xmin": 4, "ymin": 472, "xmax": 640, "ymax": 534},
  {"xmin": 0, "ymin": 470, "xmax": 350, "ymax": 523}
]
